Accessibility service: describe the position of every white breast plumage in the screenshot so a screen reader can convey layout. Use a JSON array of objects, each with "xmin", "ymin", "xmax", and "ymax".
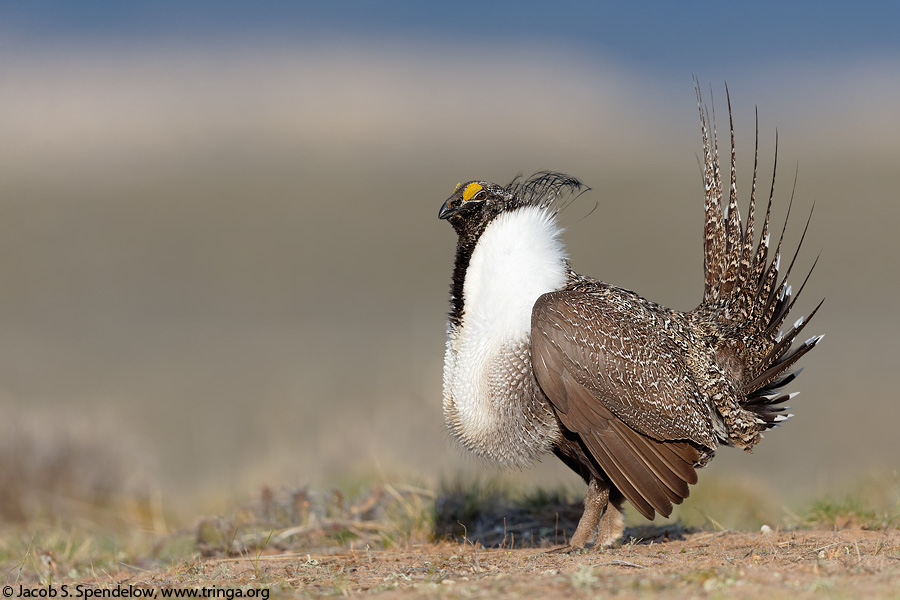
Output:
[{"xmin": 442, "ymin": 205, "xmax": 569, "ymax": 466}]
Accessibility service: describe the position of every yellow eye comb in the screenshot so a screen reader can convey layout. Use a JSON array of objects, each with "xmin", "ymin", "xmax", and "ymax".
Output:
[{"xmin": 462, "ymin": 182, "xmax": 483, "ymax": 202}]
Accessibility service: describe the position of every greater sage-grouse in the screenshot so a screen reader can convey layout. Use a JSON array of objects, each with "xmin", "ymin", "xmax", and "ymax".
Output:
[{"xmin": 438, "ymin": 89, "xmax": 822, "ymax": 549}]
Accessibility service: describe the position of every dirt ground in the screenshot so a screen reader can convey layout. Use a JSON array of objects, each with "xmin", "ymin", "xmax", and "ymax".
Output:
[
  {"xmin": 61, "ymin": 528, "xmax": 898, "ymax": 599},
  {"xmin": 5, "ymin": 484, "xmax": 899, "ymax": 598}
]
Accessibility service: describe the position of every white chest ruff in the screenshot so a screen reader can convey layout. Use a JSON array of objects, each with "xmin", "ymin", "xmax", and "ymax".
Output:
[{"xmin": 443, "ymin": 206, "xmax": 569, "ymax": 466}]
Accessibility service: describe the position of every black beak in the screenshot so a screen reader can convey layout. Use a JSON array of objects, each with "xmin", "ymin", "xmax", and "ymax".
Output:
[{"xmin": 438, "ymin": 197, "xmax": 457, "ymax": 220}]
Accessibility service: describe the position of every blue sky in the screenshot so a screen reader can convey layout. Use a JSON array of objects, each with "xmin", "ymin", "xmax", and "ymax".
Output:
[{"xmin": 3, "ymin": 1, "xmax": 899, "ymax": 74}]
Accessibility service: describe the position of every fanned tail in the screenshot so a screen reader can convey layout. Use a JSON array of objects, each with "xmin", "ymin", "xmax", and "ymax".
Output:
[{"xmin": 693, "ymin": 81, "xmax": 823, "ymax": 429}]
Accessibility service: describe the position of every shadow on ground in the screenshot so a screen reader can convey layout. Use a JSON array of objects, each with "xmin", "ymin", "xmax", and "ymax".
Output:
[
  {"xmin": 434, "ymin": 484, "xmax": 692, "ymax": 548},
  {"xmin": 162, "ymin": 483, "xmax": 696, "ymax": 560}
]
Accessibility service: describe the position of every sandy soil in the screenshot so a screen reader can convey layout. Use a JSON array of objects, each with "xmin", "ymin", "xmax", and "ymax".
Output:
[{"xmin": 61, "ymin": 528, "xmax": 899, "ymax": 599}]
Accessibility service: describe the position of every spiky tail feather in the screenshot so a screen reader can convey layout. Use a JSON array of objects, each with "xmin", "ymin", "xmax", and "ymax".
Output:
[{"xmin": 691, "ymin": 81, "xmax": 823, "ymax": 430}]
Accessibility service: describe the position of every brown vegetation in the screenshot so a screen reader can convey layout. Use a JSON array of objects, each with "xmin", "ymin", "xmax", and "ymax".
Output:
[{"xmin": 3, "ymin": 481, "xmax": 899, "ymax": 598}]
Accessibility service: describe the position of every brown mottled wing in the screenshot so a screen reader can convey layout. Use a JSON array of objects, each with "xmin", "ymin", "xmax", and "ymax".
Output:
[{"xmin": 532, "ymin": 287, "xmax": 714, "ymax": 519}]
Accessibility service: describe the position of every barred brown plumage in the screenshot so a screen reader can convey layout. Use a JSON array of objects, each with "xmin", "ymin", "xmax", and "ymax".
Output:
[{"xmin": 438, "ymin": 84, "xmax": 822, "ymax": 550}]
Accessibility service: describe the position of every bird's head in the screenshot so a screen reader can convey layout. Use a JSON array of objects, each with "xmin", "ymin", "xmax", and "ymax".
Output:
[
  {"xmin": 438, "ymin": 172, "xmax": 588, "ymax": 243},
  {"xmin": 438, "ymin": 181, "xmax": 513, "ymax": 240}
]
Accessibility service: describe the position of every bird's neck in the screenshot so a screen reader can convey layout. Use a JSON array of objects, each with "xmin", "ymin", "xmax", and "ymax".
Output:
[
  {"xmin": 443, "ymin": 205, "xmax": 569, "ymax": 465},
  {"xmin": 451, "ymin": 205, "xmax": 569, "ymax": 337}
]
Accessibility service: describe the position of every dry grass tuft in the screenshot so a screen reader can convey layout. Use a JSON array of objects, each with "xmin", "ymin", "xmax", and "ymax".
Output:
[
  {"xmin": 434, "ymin": 479, "xmax": 583, "ymax": 548},
  {"xmin": 798, "ymin": 496, "xmax": 898, "ymax": 531},
  {"xmin": 789, "ymin": 472, "xmax": 900, "ymax": 531},
  {"xmin": 191, "ymin": 482, "xmax": 437, "ymax": 559}
]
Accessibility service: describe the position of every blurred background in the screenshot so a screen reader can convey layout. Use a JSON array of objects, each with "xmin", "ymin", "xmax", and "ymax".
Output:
[{"xmin": 0, "ymin": 1, "xmax": 898, "ymax": 523}]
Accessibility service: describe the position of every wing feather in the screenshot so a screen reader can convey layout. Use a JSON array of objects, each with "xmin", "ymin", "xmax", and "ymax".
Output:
[{"xmin": 532, "ymin": 287, "xmax": 711, "ymax": 519}]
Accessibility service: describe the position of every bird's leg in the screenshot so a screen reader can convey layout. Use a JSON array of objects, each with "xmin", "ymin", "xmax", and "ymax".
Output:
[
  {"xmin": 596, "ymin": 494, "xmax": 625, "ymax": 547},
  {"xmin": 569, "ymin": 477, "xmax": 609, "ymax": 549}
]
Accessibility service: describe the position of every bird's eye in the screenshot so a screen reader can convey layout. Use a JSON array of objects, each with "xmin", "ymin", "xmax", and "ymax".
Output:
[
  {"xmin": 473, "ymin": 190, "xmax": 487, "ymax": 201},
  {"xmin": 461, "ymin": 182, "xmax": 484, "ymax": 202}
]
